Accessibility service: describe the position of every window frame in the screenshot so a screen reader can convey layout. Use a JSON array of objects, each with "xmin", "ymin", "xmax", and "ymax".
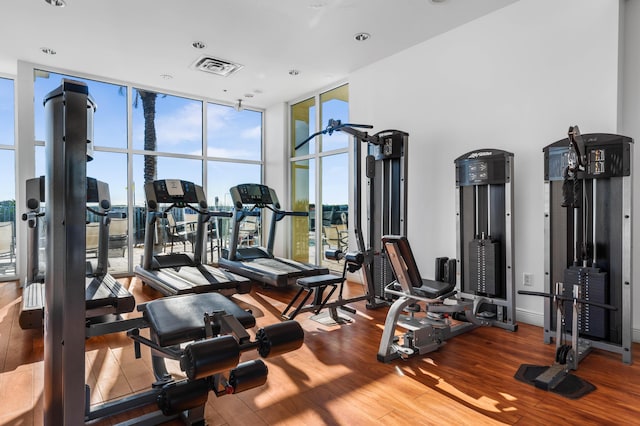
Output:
[
  {"xmin": 20, "ymin": 63, "xmax": 264, "ymax": 277},
  {"xmin": 288, "ymin": 82, "xmax": 349, "ymax": 265},
  {"xmin": 0, "ymin": 74, "xmax": 17, "ymax": 282}
]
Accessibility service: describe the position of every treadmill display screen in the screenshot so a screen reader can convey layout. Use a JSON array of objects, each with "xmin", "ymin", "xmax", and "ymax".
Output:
[
  {"xmin": 165, "ymin": 179, "xmax": 184, "ymax": 197},
  {"xmin": 153, "ymin": 179, "xmax": 199, "ymax": 203},
  {"xmin": 236, "ymin": 184, "xmax": 273, "ymax": 205}
]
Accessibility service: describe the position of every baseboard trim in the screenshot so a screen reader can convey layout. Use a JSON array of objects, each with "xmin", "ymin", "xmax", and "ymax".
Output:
[{"xmin": 515, "ymin": 308, "xmax": 544, "ymax": 327}]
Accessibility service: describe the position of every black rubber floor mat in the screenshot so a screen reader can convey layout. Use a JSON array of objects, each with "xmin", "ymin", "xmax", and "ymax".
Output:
[{"xmin": 514, "ymin": 364, "xmax": 596, "ymax": 399}]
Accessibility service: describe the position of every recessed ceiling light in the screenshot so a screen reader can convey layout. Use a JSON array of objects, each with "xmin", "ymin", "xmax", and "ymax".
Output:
[
  {"xmin": 160, "ymin": 74, "xmax": 173, "ymax": 80},
  {"xmin": 45, "ymin": 0, "xmax": 66, "ymax": 7},
  {"xmin": 354, "ymin": 32, "xmax": 370, "ymax": 42},
  {"xmin": 289, "ymin": 69, "xmax": 300, "ymax": 76},
  {"xmin": 40, "ymin": 47, "xmax": 56, "ymax": 55},
  {"xmin": 192, "ymin": 41, "xmax": 206, "ymax": 49},
  {"xmin": 431, "ymin": 0, "xmax": 448, "ymax": 3},
  {"xmin": 244, "ymin": 93, "xmax": 254, "ymax": 98}
]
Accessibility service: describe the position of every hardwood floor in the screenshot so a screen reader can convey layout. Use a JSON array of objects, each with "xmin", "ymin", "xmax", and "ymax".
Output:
[{"xmin": 1, "ymin": 277, "xmax": 639, "ymax": 425}]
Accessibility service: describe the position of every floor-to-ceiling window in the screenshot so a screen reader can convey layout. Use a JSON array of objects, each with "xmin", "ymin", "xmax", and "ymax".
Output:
[
  {"xmin": 207, "ymin": 103, "xmax": 263, "ymax": 252},
  {"xmin": 0, "ymin": 77, "xmax": 16, "ymax": 280},
  {"xmin": 29, "ymin": 69, "xmax": 263, "ymax": 274},
  {"xmin": 290, "ymin": 84, "xmax": 348, "ymax": 269},
  {"xmin": 34, "ymin": 72, "xmax": 130, "ymax": 274},
  {"xmin": 131, "ymin": 89, "xmax": 204, "ymax": 258}
]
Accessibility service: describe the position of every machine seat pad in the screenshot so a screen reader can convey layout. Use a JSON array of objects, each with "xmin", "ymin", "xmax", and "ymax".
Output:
[
  {"xmin": 145, "ymin": 293, "xmax": 256, "ymax": 347},
  {"xmin": 297, "ymin": 274, "xmax": 344, "ymax": 288},
  {"xmin": 414, "ymin": 278, "xmax": 456, "ymax": 299}
]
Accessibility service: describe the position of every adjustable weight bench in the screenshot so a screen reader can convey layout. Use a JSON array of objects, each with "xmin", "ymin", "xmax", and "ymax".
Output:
[
  {"xmin": 377, "ymin": 235, "xmax": 479, "ymax": 363},
  {"xmin": 281, "ymin": 250, "xmax": 368, "ymax": 325},
  {"xmin": 86, "ymin": 292, "xmax": 304, "ymax": 425}
]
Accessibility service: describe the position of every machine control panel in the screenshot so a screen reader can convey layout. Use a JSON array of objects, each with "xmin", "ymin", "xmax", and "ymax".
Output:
[
  {"xmin": 544, "ymin": 134, "xmax": 632, "ymax": 181},
  {"xmin": 152, "ymin": 179, "xmax": 199, "ymax": 203},
  {"xmin": 455, "ymin": 149, "xmax": 512, "ymax": 186},
  {"xmin": 369, "ymin": 131, "xmax": 406, "ymax": 161},
  {"xmin": 231, "ymin": 183, "xmax": 275, "ymax": 207},
  {"xmin": 145, "ymin": 179, "xmax": 207, "ymax": 210},
  {"xmin": 86, "ymin": 177, "xmax": 110, "ymax": 206}
]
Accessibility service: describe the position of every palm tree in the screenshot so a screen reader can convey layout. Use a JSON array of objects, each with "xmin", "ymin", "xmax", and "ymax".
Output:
[
  {"xmin": 137, "ymin": 90, "xmax": 158, "ymax": 184},
  {"xmin": 120, "ymin": 88, "xmax": 160, "ymax": 183}
]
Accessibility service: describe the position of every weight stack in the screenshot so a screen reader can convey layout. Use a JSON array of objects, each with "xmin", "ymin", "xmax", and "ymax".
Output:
[
  {"xmin": 468, "ymin": 238, "xmax": 500, "ymax": 296},
  {"xmin": 374, "ymin": 252, "xmax": 394, "ymax": 300},
  {"xmin": 562, "ymin": 266, "xmax": 608, "ymax": 339}
]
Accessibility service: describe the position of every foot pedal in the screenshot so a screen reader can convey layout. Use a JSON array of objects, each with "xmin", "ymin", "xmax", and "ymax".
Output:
[{"xmin": 534, "ymin": 364, "xmax": 567, "ymax": 391}]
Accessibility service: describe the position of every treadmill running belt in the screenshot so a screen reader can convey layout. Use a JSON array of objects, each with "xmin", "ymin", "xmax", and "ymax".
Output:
[
  {"xmin": 220, "ymin": 256, "xmax": 329, "ymax": 288},
  {"xmin": 250, "ymin": 258, "xmax": 321, "ymax": 274},
  {"xmin": 85, "ymin": 274, "xmax": 136, "ymax": 313}
]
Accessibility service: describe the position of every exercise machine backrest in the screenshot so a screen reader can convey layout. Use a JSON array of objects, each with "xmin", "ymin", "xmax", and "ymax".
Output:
[{"xmin": 381, "ymin": 235, "xmax": 423, "ymax": 294}]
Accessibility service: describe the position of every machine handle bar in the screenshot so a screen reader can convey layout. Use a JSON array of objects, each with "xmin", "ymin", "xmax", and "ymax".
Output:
[{"xmin": 518, "ymin": 290, "xmax": 617, "ymax": 311}]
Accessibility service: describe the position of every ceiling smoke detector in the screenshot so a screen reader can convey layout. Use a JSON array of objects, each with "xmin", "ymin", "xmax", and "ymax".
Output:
[{"xmin": 192, "ymin": 55, "xmax": 243, "ymax": 77}]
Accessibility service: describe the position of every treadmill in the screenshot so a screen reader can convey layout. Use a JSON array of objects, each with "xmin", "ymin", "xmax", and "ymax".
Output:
[
  {"xmin": 134, "ymin": 179, "xmax": 251, "ymax": 296},
  {"xmin": 20, "ymin": 176, "xmax": 135, "ymax": 331},
  {"xmin": 218, "ymin": 183, "xmax": 329, "ymax": 288}
]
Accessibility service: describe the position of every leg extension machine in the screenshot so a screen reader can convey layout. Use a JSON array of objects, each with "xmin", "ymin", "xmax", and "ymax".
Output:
[{"xmin": 377, "ymin": 236, "xmax": 481, "ymax": 363}]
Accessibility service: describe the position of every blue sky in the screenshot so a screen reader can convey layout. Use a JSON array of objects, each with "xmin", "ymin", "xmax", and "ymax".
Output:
[
  {"xmin": 32, "ymin": 72, "xmax": 264, "ymax": 207},
  {"xmin": 2, "ymin": 72, "xmax": 350, "ymax": 207},
  {"xmin": 0, "ymin": 78, "xmax": 15, "ymax": 203}
]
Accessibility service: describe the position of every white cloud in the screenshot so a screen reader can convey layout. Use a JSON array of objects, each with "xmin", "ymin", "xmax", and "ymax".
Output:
[
  {"xmin": 240, "ymin": 126, "xmax": 261, "ymax": 140},
  {"xmin": 155, "ymin": 102, "xmax": 202, "ymax": 146},
  {"xmin": 208, "ymin": 147, "xmax": 256, "ymax": 160}
]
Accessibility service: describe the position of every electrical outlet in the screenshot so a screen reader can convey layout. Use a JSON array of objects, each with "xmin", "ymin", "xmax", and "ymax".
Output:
[{"xmin": 523, "ymin": 273, "xmax": 533, "ymax": 287}]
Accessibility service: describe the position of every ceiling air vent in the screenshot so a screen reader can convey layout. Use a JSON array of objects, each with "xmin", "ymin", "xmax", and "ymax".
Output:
[{"xmin": 192, "ymin": 56, "xmax": 243, "ymax": 77}]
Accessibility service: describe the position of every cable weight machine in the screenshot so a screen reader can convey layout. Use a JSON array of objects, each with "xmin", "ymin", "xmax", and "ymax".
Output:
[
  {"xmin": 296, "ymin": 119, "xmax": 408, "ymax": 308},
  {"xmin": 455, "ymin": 149, "xmax": 517, "ymax": 330},
  {"xmin": 543, "ymin": 128, "xmax": 633, "ymax": 361},
  {"xmin": 515, "ymin": 127, "xmax": 633, "ymax": 398}
]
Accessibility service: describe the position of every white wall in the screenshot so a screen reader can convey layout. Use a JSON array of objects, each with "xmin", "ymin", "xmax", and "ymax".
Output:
[
  {"xmin": 264, "ymin": 102, "xmax": 288, "ymax": 257},
  {"xmin": 349, "ymin": 0, "xmax": 621, "ymax": 327}
]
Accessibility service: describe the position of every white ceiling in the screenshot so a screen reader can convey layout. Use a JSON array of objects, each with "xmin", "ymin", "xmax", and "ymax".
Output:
[{"xmin": 0, "ymin": 0, "xmax": 517, "ymax": 109}]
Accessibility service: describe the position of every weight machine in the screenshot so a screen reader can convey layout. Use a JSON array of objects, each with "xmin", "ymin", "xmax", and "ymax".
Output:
[
  {"xmin": 42, "ymin": 80, "xmax": 304, "ymax": 425},
  {"xmin": 294, "ymin": 119, "xmax": 408, "ymax": 309},
  {"xmin": 455, "ymin": 149, "xmax": 518, "ymax": 330},
  {"xmin": 377, "ymin": 149, "xmax": 517, "ymax": 362},
  {"xmin": 515, "ymin": 126, "xmax": 633, "ymax": 398}
]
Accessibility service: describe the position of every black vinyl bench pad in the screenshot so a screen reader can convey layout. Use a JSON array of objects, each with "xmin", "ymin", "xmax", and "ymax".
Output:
[{"xmin": 145, "ymin": 293, "xmax": 255, "ymax": 347}]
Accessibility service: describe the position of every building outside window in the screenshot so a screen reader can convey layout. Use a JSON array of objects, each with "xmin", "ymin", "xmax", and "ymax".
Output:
[
  {"xmin": 0, "ymin": 77, "xmax": 16, "ymax": 280},
  {"xmin": 290, "ymin": 84, "xmax": 349, "ymax": 270},
  {"xmin": 31, "ymin": 70, "xmax": 263, "ymax": 274}
]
